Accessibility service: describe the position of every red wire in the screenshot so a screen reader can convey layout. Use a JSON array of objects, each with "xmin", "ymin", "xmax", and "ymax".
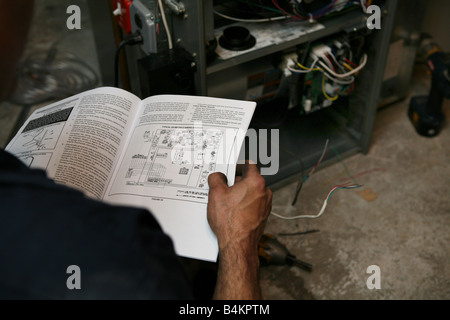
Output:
[
  {"xmin": 348, "ymin": 82, "xmax": 355, "ymax": 93},
  {"xmin": 272, "ymin": 0, "xmax": 341, "ymax": 21},
  {"xmin": 271, "ymin": 0, "xmax": 304, "ymax": 20},
  {"xmin": 312, "ymin": 0, "xmax": 339, "ymax": 19},
  {"xmin": 345, "ymin": 58, "xmax": 358, "ymax": 68},
  {"xmin": 325, "ymin": 54, "xmax": 336, "ymax": 72},
  {"xmin": 310, "ymin": 149, "xmax": 329, "ymax": 175}
]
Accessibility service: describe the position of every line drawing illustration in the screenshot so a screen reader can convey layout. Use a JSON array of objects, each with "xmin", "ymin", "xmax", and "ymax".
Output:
[
  {"xmin": 122, "ymin": 127, "xmax": 224, "ymax": 190},
  {"xmin": 22, "ymin": 128, "xmax": 50, "ymax": 150},
  {"xmin": 17, "ymin": 152, "xmax": 52, "ymax": 170}
]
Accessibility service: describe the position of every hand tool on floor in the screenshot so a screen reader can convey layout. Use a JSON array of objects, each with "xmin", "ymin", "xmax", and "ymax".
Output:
[
  {"xmin": 408, "ymin": 34, "xmax": 450, "ymax": 137},
  {"xmin": 258, "ymin": 234, "xmax": 312, "ymax": 272}
]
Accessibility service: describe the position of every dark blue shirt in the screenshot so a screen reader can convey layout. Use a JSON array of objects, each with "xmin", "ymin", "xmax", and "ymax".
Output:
[{"xmin": 0, "ymin": 149, "xmax": 192, "ymax": 299}]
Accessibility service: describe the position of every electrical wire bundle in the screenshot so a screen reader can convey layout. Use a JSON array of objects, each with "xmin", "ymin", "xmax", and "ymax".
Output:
[
  {"xmin": 289, "ymin": 0, "xmax": 374, "ymax": 20},
  {"xmin": 288, "ymin": 42, "xmax": 367, "ymax": 102},
  {"xmin": 271, "ymin": 183, "xmax": 361, "ymax": 219},
  {"xmin": 272, "ymin": 138, "xmax": 362, "ymax": 220},
  {"xmin": 214, "ymin": 0, "xmax": 290, "ymax": 23},
  {"xmin": 214, "ymin": 0, "xmax": 373, "ymax": 23},
  {"xmin": 9, "ymin": 42, "xmax": 99, "ymax": 106},
  {"xmin": 291, "ymin": 138, "xmax": 329, "ymax": 205}
]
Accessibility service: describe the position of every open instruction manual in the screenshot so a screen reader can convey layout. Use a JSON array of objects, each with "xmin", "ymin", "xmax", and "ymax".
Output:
[{"xmin": 6, "ymin": 87, "xmax": 256, "ymax": 262}]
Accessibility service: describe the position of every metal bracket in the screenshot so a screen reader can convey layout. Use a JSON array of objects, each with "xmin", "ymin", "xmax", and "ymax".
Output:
[
  {"xmin": 130, "ymin": 0, "xmax": 157, "ymax": 54},
  {"xmin": 163, "ymin": 0, "xmax": 185, "ymax": 15}
]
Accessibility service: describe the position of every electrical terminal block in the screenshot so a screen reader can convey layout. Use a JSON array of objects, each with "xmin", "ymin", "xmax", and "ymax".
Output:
[
  {"xmin": 280, "ymin": 52, "xmax": 299, "ymax": 77},
  {"xmin": 310, "ymin": 44, "xmax": 332, "ymax": 60}
]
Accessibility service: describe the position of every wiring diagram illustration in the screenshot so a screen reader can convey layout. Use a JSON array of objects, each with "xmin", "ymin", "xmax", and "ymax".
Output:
[
  {"xmin": 21, "ymin": 127, "xmax": 54, "ymax": 150},
  {"xmin": 16, "ymin": 153, "xmax": 53, "ymax": 170},
  {"xmin": 121, "ymin": 127, "xmax": 224, "ymax": 190},
  {"xmin": 7, "ymin": 104, "xmax": 75, "ymax": 169},
  {"xmin": 13, "ymin": 105, "xmax": 74, "ymax": 151}
]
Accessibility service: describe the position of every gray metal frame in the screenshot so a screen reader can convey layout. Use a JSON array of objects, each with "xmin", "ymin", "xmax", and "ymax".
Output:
[{"xmin": 90, "ymin": 0, "xmax": 398, "ymax": 190}]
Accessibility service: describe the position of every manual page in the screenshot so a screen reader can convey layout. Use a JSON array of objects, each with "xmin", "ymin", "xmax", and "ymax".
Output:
[
  {"xmin": 104, "ymin": 94, "xmax": 256, "ymax": 262},
  {"xmin": 6, "ymin": 87, "xmax": 256, "ymax": 262},
  {"xmin": 6, "ymin": 87, "xmax": 141, "ymax": 200}
]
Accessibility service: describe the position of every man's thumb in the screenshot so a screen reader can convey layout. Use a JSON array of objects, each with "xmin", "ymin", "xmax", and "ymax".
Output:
[{"xmin": 208, "ymin": 172, "xmax": 228, "ymax": 189}]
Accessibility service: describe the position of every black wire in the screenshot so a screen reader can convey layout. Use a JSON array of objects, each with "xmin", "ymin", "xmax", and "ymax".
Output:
[
  {"xmin": 291, "ymin": 179, "xmax": 304, "ymax": 206},
  {"xmin": 278, "ymin": 229, "xmax": 320, "ymax": 237},
  {"xmin": 114, "ymin": 33, "xmax": 143, "ymax": 88},
  {"xmin": 278, "ymin": 145, "xmax": 306, "ymax": 205}
]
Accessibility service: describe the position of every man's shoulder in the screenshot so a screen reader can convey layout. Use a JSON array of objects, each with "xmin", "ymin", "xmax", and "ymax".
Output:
[{"xmin": 0, "ymin": 149, "xmax": 192, "ymax": 299}]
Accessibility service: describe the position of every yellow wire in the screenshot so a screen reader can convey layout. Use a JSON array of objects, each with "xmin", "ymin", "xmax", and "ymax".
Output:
[
  {"xmin": 343, "ymin": 62, "xmax": 353, "ymax": 71},
  {"xmin": 297, "ymin": 61, "xmax": 321, "ymax": 72},
  {"xmin": 322, "ymin": 76, "xmax": 338, "ymax": 101}
]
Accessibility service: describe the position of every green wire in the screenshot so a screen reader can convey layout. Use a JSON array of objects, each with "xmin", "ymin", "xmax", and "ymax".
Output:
[
  {"xmin": 330, "ymin": 146, "xmax": 359, "ymax": 185},
  {"xmin": 327, "ymin": 185, "xmax": 361, "ymax": 201}
]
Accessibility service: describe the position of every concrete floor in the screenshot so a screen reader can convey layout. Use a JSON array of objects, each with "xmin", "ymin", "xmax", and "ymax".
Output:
[
  {"xmin": 261, "ymin": 77, "xmax": 450, "ymax": 299},
  {"xmin": 0, "ymin": 0, "xmax": 100, "ymax": 148},
  {"xmin": 1, "ymin": 0, "xmax": 449, "ymax": 300}
]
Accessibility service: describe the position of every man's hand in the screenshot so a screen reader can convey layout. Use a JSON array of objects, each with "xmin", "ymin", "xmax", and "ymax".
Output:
[
  {"xmin": 207, "ymin": 162, "xmax": 272, "ymax": 251},
  {"xmin": 207, "ymin": 162, "xmax": 272, "ymax": 300}
]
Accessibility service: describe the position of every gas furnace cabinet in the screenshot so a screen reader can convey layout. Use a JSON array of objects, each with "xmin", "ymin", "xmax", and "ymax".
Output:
[{"xmin": 97, "ymin": 0, "xmax": 397, "ymax": 190}]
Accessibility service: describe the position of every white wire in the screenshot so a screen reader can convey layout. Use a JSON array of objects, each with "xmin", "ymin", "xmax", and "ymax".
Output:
[
  {"xmin": 287, "ymin": 58, "xmax": 319, "ymax": 74},
  {"xmin": 158, "ymin": 0, "xmax": 173, "ymax": 50},
  {"xmin": 286, "ymin": 48, "xmax": 364, "ymax": 86},
  {"xmin": 271, "ymin": 138, "xmax": 330, "ymax": 220},
  {"xmin": 271, "ymin": 200, "xmax": 328, "ymax": 220},
  {"xmin": 288, "ymin": 61, "xmax": 355, "ymax": 84},
  {"xmin": 213, "ymin": 10, "xmax": 289, "ymax": 23},
  {"xmin": 320, "ymin": 55, "xmax": 334, "ymax": 70},
  {"xmin": 318, "ymin": 54, "xmax": 367, "ymax": 79},
  {"xmin": 309, "ymin": 138, "xmax": 329, "ymax": 176},
  {"xmin": 328, "ymin": 52, "xmax": 346, "ymax": 73},
  {"xmin": 287, "ymin": 65, "xmax": 310, "ymax": 74},
  {"xmin": 320, "ymin": 52, "xmax": 357, "ymax": 84},
  {"xmin": 271, "ymin": 183, "xmax": 362, "ymax": 220},
  {"xmin": 360, "ymin": 0, "xmax": 368, "ymax": 13},
  {"xmin": 323, "ymin": 72, "xmax": 355, "ymax": 85}
]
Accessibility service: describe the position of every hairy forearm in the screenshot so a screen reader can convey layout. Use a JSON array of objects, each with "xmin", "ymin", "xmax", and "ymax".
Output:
[
  {"xmin": 213, "ymin": 242, "xmax": 261, "ymax": 300},
  {"xmin": 207, "ymin": 165, "xmax": 271, "ymax": 300}
]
